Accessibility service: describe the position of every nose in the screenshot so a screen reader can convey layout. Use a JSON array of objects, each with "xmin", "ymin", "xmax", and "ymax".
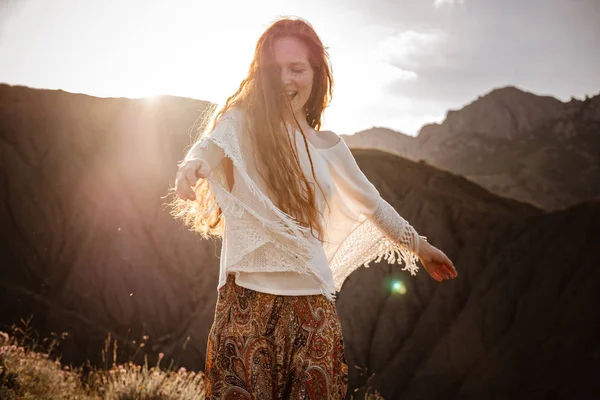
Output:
[{"xmin": 281, "ymin": 68, "xmax": 292, "ymax": 86}]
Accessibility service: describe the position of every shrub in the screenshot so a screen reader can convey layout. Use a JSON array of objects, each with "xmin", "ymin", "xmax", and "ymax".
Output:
[
  {"xmin": 0, "ymin": 318, "xmax": 205, "ymax": 400},
  {"xmin": 0, "ymin": 330, "xmax": 91, "ymax": 399},
  {"xmin": 87, "ymin": 357, "xmax": 205, "ymax": 400}
]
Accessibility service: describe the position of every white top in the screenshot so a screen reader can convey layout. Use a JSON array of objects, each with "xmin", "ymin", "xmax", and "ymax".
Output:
[
  {"xmin": 235, "ymin": 132, "xmax": 339, "ymax": 296},
  {"xmin": 184, "ymin": 108, "xmax": 425, "ymax": 300}
]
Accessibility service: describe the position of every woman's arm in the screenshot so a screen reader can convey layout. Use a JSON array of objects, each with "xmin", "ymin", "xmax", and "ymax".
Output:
[
  {"xmin": 325, "ymin": 135, "xmax": 423, "ymax": 254},
  {"xmin": 175, "ymin": 114, "xmax": 232, "ymax": 201},
  {"xmin": 182, "ymin": 127, "xmax": 227, "ymax": 173},
  {"xmin": 325, "ymin": 135, "xmax": 457, "ymax": 281}
]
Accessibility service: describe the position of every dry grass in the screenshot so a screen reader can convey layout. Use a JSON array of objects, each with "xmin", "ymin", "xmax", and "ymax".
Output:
[
  {"xmin": 86, "ymin": 359, "xmax": 205, "ymax": 400},
  {"xmin": 1, "ymin": 317, "xmax": 384, "ymax": 399},
  {"xmin": 350, "ymin": 365, "xmax": 386, "ymax": 400},
  {"xmin": 0, "ymin": 318, "xmax": 205, "ymax": 400},
  {"xmin": 0, "ymin": 329, "xmax": 90, "ymax": 399}
]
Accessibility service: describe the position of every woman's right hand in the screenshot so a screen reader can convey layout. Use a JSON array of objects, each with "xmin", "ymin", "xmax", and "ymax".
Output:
[
  {"xmin": 417, "ymin": 240, "xmax": 458, "ymax": 282},
  {"xmin": 175, "ymin": 158, "xmax": 210, "ymax": 201}
]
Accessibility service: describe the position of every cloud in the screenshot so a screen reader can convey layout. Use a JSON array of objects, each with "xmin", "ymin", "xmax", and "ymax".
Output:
[
  {"xmin": 433, "ymin": 0, "xmax": 465, "ymax": 8},
  {"xmin": 376, "ymin": 29, "xmax": 448, "ymax": 73},
  {"xmin": 363, "ymin": 0, "xmax": 600, "ymax": 107},
  {"xmin": 320, "ymin": 0, "xmax": 600, "ymax": 134},
  {"xmin": 0, "ymin": 0, "xmax": 22, "ymax": 43}
]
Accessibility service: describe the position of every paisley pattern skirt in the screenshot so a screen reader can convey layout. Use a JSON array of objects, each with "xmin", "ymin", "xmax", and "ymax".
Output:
[{"xmin": 205, "ymin": 273, "xmax": 348, "ymax": 399}]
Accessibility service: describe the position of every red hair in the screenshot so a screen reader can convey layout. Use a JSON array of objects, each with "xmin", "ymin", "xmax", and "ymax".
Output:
[{"xmin": 171, "ymin": 16, "xmax": 334, "ymax": 241}]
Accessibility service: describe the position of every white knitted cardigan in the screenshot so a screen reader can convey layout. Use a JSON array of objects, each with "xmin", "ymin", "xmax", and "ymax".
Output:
[{"xmin": 185, "ymin": 108, "xmax": 426, "ymax": 300}]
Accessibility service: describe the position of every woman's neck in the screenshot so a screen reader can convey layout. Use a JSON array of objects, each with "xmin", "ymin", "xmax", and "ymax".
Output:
[{"xmin": 288, "ymin": 113, "xmax": 312, "ymax": 134}]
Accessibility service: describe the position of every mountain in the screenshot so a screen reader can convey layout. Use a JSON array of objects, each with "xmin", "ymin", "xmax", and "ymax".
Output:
[
  {"xmin": 0, "ymin": 84, "xmax": 217, "ymax": 368},
  {"xmin": 419, "ymin": 86, "xmax": 566, "ymax": 142},
  {"xmin": 0, "ymin": 84, "xmax": 598, "ymax": 399},
  {"xmin": 342, "ymin": 127, "xmax": 419, "ymax": 161},
  {"xmin": 342, "ymin": 86, "xmax": 600, "ymax": 211}
]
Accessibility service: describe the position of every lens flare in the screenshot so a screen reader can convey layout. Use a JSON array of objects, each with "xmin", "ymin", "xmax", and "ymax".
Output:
[{"xmin": 391, "ymin": 280, "xmax": 407, "ymax": 295}]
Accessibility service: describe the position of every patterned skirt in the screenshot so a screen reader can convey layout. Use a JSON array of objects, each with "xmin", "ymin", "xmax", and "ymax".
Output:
[{"xmin": 205, "ymin": 273, "xmax": 348, "ymax": 399}]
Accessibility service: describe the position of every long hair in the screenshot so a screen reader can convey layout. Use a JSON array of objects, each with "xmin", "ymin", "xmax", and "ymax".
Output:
[{"xmin": 170, "ymin": 16, "xmax": 334, "ymax": 242}]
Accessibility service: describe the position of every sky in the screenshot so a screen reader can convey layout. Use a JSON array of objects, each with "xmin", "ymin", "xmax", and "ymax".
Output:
[{"xmin": 1, "ymin": 0, "xmax": 599, "ymax": 136}]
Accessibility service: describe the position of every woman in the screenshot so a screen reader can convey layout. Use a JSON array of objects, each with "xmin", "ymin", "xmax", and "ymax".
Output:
[{"xmin": 172, "ymin": 16, "xmax": 457, "ymax": 399}]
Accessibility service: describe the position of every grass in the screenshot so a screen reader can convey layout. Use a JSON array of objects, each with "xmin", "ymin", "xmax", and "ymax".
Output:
[
  {"xmin": 0, "ymin": 318, "xmax": 205, "ymax": 400},
  {"xmin": 0, "ymin": 317, "xmax": 384, "ymax": 399}
]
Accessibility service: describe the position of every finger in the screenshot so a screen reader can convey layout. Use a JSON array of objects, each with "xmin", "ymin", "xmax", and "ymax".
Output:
[
  {"xmin": 176, "ymin": 181, "xmax": 194, "ymax": 201},
  {"xmin": 436, "ymin": 271, "xmax": 445, "ymax": 282},
  {"xmin": 438, "ymin": 267, "xmax": 451, "ymax": 280},
  {"xmin": 186, "ymin": 167, "xmax": 198, "ymax": 187},
  {"xmin": 175, "ymin": 173, "xmax": 186, "ymax": 199},
  {"xmin": 431, "ymin": 270, "xmax": 443, "ymax": 282},
  {"xmin": 183, "ymin": 186, "xmax": 196, "ymax": 201},
  {"xmin": 196, "ymin": 162, "xmax": 208, "ymax": 180},
  {"xmin": 176, "ymin": 173, "xmax": 196, "ymax": 201},
  {"xmin": 439, "ymin": 264, "xmax": 453, "ymax": 279},
  {"xmin": 437, "ymin": 254, "xmax": 456, "ymax": 277},
  {"xmin": 445, "ymin": 258, "xmax": 458, "ymax": 274},
  {"xmin": 443, "ymin": 261, "xmax": 458, "ymax": 278},
  {"xmin": 442, "ymin": 265, "xmax": 454, "ymax": 280},
  {"xmin": 445, "ymin": 264, "xmax": 458, "ymax": 278}
]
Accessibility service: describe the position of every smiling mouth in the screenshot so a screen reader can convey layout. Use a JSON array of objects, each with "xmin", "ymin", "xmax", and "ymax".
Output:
[{"xmin": 286, "ymin": 91, "xmax": 298, "ymax": 101}]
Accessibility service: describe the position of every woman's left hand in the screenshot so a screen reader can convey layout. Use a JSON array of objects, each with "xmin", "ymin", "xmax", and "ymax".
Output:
[{"xmin": 417, "ymin": 240, "xmax": 458, "ymax": 282}]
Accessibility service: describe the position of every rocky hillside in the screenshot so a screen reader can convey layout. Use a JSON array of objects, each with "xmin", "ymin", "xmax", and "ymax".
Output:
[
  {"xmin": 339, "ymin": 150, "xmax": 599, "ymax": 399},
  {"xmin": 343, "ymin": 86, "xmax": 600, "ymax": 211},
  {"xmin": 0, "ymin": 84, "xmax": 598, "ymax": 399},
  {"xmin": 0, "ymin": 84, "xmax": 218, "ymax": 368}
]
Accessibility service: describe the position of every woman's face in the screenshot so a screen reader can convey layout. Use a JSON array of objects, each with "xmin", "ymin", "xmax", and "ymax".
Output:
[{"xmin": 273, "ymin": 36, "xmax": 314, "ymax": 121}]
